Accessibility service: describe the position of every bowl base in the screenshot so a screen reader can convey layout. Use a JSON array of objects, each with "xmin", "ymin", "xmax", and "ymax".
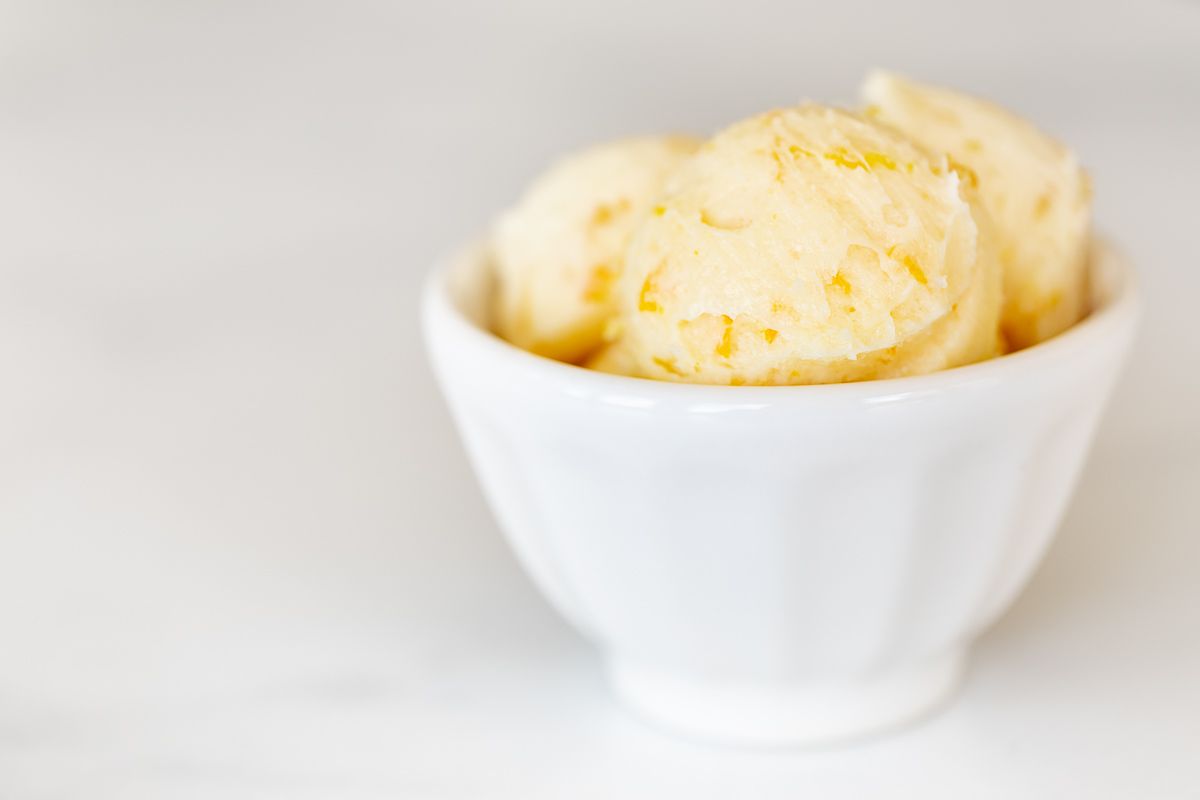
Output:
[{"xmin": 609, "ymin": 650, "xmax": 965, "ymax": 747}]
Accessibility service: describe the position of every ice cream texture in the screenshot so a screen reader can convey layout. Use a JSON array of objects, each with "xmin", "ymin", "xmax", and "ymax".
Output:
[
  {"xmin": 489, "ymin": 73, "xmax": 1092, "ymax": 385},
  {"xmin": 610, "ymin": 106, "xmax": 1001, "ymax": 385},
  {"xmin": 491, "ymin": 135, "xmax": 700, "ymax": 363},
  {"xmin": 862, "ymin": 71, "xmax": 1091, "ymax": 349}
]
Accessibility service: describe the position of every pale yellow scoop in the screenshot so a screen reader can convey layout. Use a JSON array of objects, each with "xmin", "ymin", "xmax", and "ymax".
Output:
[
  {"xmin": 602, "ymin": 106, "xmax": 1000, "ymax": 385},
  {"xmin": 862, "ymin": 71, "xmax": 1091, "ymax": 349},
  {"xmin": 491, "ymin": 135, "xmax": 700, "ymax": 363}
]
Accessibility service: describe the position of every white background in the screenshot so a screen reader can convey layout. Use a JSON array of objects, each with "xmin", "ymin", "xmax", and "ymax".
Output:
[{"xmin": 1, "ymin": 1, "xmax": 1198, "ymax": 797}]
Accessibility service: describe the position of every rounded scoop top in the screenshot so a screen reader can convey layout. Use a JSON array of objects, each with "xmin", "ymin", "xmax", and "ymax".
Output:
[
  {"xmin": 491, "ymin": 135, "xmax": 700, "ymax": 363},
  {"xmin": 611, "ymin": 106, "xmax": 992, "ymax": 384},
  {"xmin": 862, "ymin": 71, "xmax": 1091, "ymax": 349}
]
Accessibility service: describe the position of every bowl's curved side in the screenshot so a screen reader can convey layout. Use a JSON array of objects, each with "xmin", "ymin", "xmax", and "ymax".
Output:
[{"xmin": 421, "ymin": 238, "xmax": 1140, "ymax": 745}]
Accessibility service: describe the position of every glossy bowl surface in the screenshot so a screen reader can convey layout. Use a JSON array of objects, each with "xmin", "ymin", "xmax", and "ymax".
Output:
[{"xmin": 422, "ymin": 239, "xmax": 1138, "ymax": 746}]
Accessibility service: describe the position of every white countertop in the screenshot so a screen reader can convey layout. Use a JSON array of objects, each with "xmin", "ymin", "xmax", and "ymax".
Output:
[{"xmin": 1, "ymin": 0, "xmax": 1198, "ymax": 796}]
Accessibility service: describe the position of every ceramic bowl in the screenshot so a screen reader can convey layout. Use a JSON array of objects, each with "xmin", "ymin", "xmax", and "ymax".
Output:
[{"xmin": 422, "ymin": 239, "xmax": 1138, "ymax": 746}]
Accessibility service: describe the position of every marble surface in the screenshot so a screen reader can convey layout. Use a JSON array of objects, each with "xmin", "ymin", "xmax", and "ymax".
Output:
[{"xmin": 1, "ymin": 1, "xmax": 1198, "ymax": 797}]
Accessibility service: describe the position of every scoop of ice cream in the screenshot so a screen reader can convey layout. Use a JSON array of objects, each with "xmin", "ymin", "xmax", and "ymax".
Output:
[
  {"xmin": 862, "ymin": 71, "xmax": 1091, "ymax": 349},
  {"xmin": 491, "ymin": 136, "xmax": 700, "ymax": 362},
  {"xmin": 610, "ymin": 105, "xmax": 998, "ymax": 385},
  {"xmin": 583, "ymin": 339, "xmax": 640, "ymax": 376}
]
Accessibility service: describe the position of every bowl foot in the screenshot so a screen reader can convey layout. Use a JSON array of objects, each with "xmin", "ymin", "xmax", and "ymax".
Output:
[{"xmin": 608, "ymin": 650, "xmax": 965, "ymax": 747}]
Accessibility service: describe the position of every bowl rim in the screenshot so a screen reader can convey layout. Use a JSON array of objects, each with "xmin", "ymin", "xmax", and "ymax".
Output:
[{"xmin": 422, "ymin": 236, "xmax": 1140, "ymax": 409}]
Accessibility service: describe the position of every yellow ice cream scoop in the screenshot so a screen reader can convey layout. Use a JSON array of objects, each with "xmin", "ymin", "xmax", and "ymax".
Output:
[
  {"xmin": 862, "ymin": 70, "xmax": 1091, "ymax": 349},
  {"xmin": 491, "ymin": 135, "xmax": 700, "ymax": 363},
  {"xmin": 609, "ymin": 105, "xmax": 999, "ymax": 385}
]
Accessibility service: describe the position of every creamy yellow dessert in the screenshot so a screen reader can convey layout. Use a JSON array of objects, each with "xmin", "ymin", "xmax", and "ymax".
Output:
[
  {"xmin": 607, "ymin": 106, "xmax": 1001, "ymax": 385},
  {"xmin": 491, "ymin": 135, "xmax": 700, "ymax": 362},
  {"xmin": 862, "ymin": 71, "xmax": 1091, "ymax": 349},
  {"xmin": 490, "ymin": 73, "xmax": 1092, "ymax": 385}
]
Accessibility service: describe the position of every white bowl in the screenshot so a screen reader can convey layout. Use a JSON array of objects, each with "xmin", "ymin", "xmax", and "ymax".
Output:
[{"xmin": 421, "ymin": 239, "xmax": 1139, "ymax": 747}]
